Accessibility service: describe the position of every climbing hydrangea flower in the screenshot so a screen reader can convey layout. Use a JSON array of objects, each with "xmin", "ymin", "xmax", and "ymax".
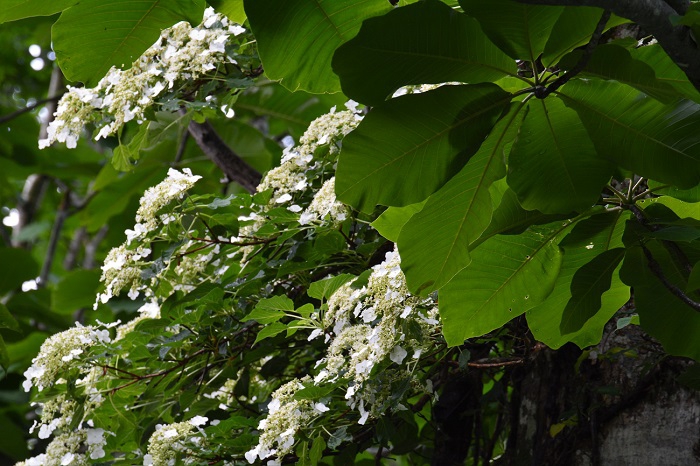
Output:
[
  {"xmin": 39, "ymin": 7, "xmax": 250, "ymax": 149},
  {"xmin": 22, "ymin": 324, "xmax": 111, "ymax": 392},
  {"xmin": 143, "ymin": 418, "xmax": 208, "ymax": 466}
]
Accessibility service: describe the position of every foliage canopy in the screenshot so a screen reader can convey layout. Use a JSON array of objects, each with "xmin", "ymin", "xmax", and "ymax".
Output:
[{"xmin": 1, "ymin": 0, "xmax": 700, "ymax": 464}]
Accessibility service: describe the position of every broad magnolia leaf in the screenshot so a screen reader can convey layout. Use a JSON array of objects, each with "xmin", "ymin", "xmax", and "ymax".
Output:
[
  {"xmin": 648, "ymin": 180, "xmax": 700, "ymax": 203},
  {"xmin": 53, "ymin": 0, "xmax": 206, "ymax": 86},
  {"xmin": 561, "ymin": 79, "xmax": 700, "ymax": 189},
  {"xmin": 332, "ymin": 0, "xmax": 515, "ymax": 105},
  {"xmin": 542, "ymin": 7, "xmax": 628, "ymax": 67},
  {"xmin": 460, "ymin": 0, "xmax": 563, "ymax": 61},
  {"xmin": 631, "ymin": 44, "xmax": 700, "ymax": 103},
  {"xmin": 398, "ymin": 102, "xmax": 525, "ymax": 295},
  {"xmin": 621, "ymin": 240, "xmax": 700, "ymax": 361},
  {"xmin": 439, "ymin": 221, "xmax": 567, "ymax": 346},
  {"xmin": 559, "ymin": 44, "xmax": 681, "ymax": 103},
  {"xmin": 336, "ymin": 84, "xmax": 512, "ymax": 212},
  {"xmin": 244, "ymin": 0, "xmax": 390, "ymax": 93},
  {"xmin": 527, "ymin": 210, "xmax": 629, "ymax": 348},
  {"xmin": 508, "ymin": 97, "xmax": 612, "ymax": 213},
  {"xmin": 0, "ymin": 0, "xmax": 78, "ymax": 23}
]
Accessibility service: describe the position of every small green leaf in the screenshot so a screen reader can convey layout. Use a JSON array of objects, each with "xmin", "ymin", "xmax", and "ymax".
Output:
[
  {"xmin": 308, "ymin": 274, "xmax": 355, "ymax": 301},
  {"xmin": 616, "ymin": 314, "xmax": 639, "ymax": 330},
  {"xmin": 243, "ymin": 308, "xmax": 285, "ymax": 324},
  {"xmin": 0, "ymin": 304, "xmax": 20, "ymax": 333},
  {"xmin": 310, "ymin": 435, "xmax": 326, "ymax": 465},
  {"xmin": 253, "ymin": 322, "xmax": 287, "ymax": 345},
  {"xmin": 293, "ymin": 383, "xmax": 336, "ymax": 400},
  {"xmin": 371, "ymin": 202, "xmax": 426, "ymax": 243},
  {"xmin": 207, "ymin": 0, "xmax": 246, "ymax": 23},
  {"xmin": 52, "ymin": 269, "xmax": 101, "ymax": 315},
  {"xmin": 0, "ymin": 248, "xmax": 39, "ymax": 295}
]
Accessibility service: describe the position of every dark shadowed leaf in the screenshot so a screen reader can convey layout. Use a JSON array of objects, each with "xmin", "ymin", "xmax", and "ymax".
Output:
[{"xmin": 333, "ymin": 0, "xmax": 515, "ymax": 105}]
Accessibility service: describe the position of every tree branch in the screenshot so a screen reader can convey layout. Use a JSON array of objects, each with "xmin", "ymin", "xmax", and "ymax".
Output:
[
  {"xmin": 39, "ymin": 190, "xmax": 70, "ymax": 287},
  {"xmin": 182, "ymin": 111, "xmax": 262, "ymax": 193},
  {"xmin": 513, "ymin": 0, "xmax": 700, "ymax": 93},
  {"xmin": 0, "ymin": 94, "xmax": 63, "ymax": 126},
  {"xmin": 640, "ymin": 243, "xmax": 700, "ymax": 310}
]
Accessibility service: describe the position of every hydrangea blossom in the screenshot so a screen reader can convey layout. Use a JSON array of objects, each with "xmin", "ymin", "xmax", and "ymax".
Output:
[
  {"xmin": 95, "ymin": 168, "xmax": 201, "ymax": 306},
  {"xmin": 22, "ymin": 323, "xmax": 111, "ymax": 392},
  {"xmin": 39, "ymin": 7, "xmax": 249, "ymax": 149},
  {"xmin": 143, "ymin": 417, "xmax": 208, "ymax": 466},
  {"xmin": 248, "ymin": 249, "xmax": 440, "ymax": 462}
]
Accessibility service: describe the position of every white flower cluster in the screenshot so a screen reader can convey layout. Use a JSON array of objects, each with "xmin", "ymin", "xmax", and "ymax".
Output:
[
  {"xmin": 246, "ymin": 378, "xmax": 329, "ymax": 463},
  {"xmin": 115, "ymin": 301, "xmax": 162, "ymax": 340},
  {"xmin": 143, "ymin": 417, "xmax": 208, "ymax": 466},
  {"xmin": 95, "ymin": 168, "xmax": 201, "ymax": 306},
  {"xmin": 22, "ymin": 323, "xmax": 111, "ymax": 392},
  {"xmin": 39, "ymin": 7, "xmax": 247, "ymax": 149},
  {"xmin": 132, "ymin": 168, "xmax": 202, "ymax": 241},
  {"xmin": 18, "ymin": 419, "xmax": 108, "ymax": 466},
  {"xmin": 249, "ymin": 249, "xmax": 439, "ymax": 462},
  {"xmin": 298, "ymin": 177, "xmax": 346, "ymax": 226},
  {"xmin": 252, "ymin": 102, "xmax": 362, "ymax": 224},
  {"xmin": 317, "ymin": 249, "xmax": 438, "ymax": 421}
]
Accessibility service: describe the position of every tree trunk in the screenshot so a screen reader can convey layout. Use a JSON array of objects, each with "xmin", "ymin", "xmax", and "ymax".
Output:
[{"xmin": 510, "ymin": 324, "xmax": 700, "ymax": 465}]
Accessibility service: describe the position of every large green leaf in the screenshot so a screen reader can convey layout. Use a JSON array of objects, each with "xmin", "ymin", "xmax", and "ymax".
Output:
[
  {"xmin": 53, "ymin": 0, "xmax": 206, "ymax": 86},
  {"xmin": 527, "ymin": 210, "xmax": 629, "ymax": 348},
  {"xmin": 0, "ymin": 0, "xmax": 78, "ymax": 23},
  {"xmin": 559, "ymin": 248, "xmax": 626, "ymax": 333},
  {"xmin": 460, "ymin": 0, "xmax": 562, "ymax": 62},
  {"xmin": 508, "ymin": 97, "xmax": 611, "ymax": 213},
  {"xmin": 620, "ymin": 238, "xmax": 700, "ymax": 361},
  {"xmin": 336, "ymin": 84, "xmax": 512, "ymax": 212},
  {"xmin": 559, "ymin": 44, "xmax": 681, "ymax": 103},
  {"xmin": 560, "ymin": 79, "xmax": 700, "ymax": 189},
  {"xmin": 439, "ymin": 220, "xmax": 568, "ymax": 346},
  {"xmin": 397, "ymin": 102, "xmax": 525, "ymax": 295},
  {"xmin": 631, "ymin": 44, "xmax": 700, "ymax": 103},
  {"xmin": 332, "ymin": 0, "xmax": 516, "ymax": 105},
  {"xmin": 542, "ymin": 8, "xmax": 628, "ymax": 67},
  {"xmin": 52, "ymin": 270, "xmax": 101, "ymax": 315},
  {"xmin": 244, "ymin": 0, "xmax": 390, "ymax": 94}
]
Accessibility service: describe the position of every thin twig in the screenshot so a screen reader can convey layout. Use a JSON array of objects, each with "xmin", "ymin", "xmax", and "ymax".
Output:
[
  {"xmin": 640, "ymin": 244, "xmax": 700, "ymax": 311},
  {"xmin": 39, "ymin": 190, "xmax": 70, "ymax": 287},
  {"xmin": 0, "ymin": 94, "xmax": 63, "ymax": 126}
]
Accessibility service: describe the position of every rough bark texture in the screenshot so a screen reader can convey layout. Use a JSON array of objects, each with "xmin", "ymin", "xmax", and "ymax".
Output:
[
  {"xmin": 509, "ymin": 324, "xmax": 700, "ymax": 466},
  {"xmin": 185, "ymin": 115, "xmax": 262, "ymax": 193}
]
